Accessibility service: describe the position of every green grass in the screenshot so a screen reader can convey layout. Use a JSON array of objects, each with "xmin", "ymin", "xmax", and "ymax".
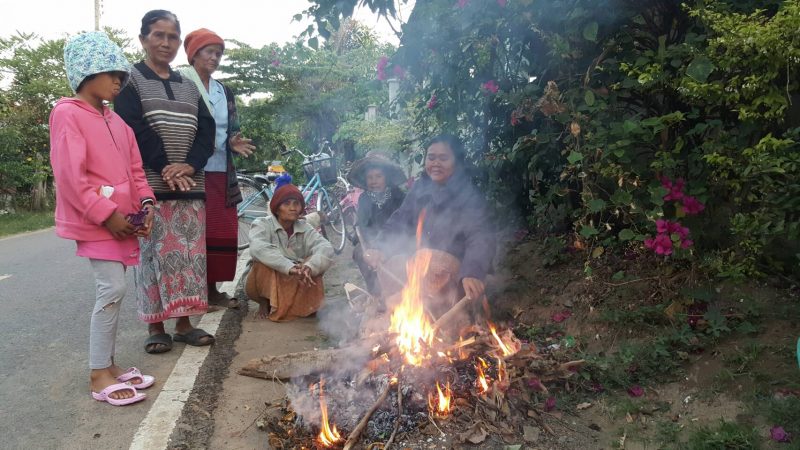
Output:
[
  {"xmin": 687, "ymin": 420, "xmax": 760, "ymax": 450},
  {"xmin": 0, "ymin": 210, "xmax": 54, "ymax": 238}
]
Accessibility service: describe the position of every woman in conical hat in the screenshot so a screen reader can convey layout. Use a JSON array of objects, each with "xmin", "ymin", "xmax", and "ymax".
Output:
[{"xmin": 347, "ymin": 151, "xmax": 406, "ymax": 296}]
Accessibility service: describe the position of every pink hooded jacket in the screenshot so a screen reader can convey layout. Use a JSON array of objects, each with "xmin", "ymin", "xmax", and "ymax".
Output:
[{"xmin": 49, "ymin": 98, "xmax": 154, "ymax": 241}]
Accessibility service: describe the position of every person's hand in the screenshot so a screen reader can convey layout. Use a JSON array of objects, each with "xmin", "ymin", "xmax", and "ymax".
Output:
[
  {"xmin": 104, "ymin": 211, "xmax": 136, "ymax": 240},
  {"xmin": 162, "ymin": 163, "xmax": 196, "ymax": 179},
  {"xmin": 169, "ymin": 175, "xmax": 196, "ymax": 192},
  {"xmin": 462, "ymin": 277, "xmax": 485, "ymax": 300},
  {"xmin": 135, "ymin": 204, "xmax": 156, "ymax": 237},
  {"xmin": 290, "ymin": 264, "xmax": 316, "ymax": 287},
  {"xmin": 363, "ymin": 249, "xmax": 384, "ymax": 269},
  {"xmin": 230, "ymin": 132, "xmax": 255, "ymax": 157}
]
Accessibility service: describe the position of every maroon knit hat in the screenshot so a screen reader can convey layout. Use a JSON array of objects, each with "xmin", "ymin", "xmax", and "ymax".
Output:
[
  {"xmin": 184, "ymin": 28, "xmax": 224, "ymax": 64},
  {"xmin": 270, "ymin": 183, "xmax": 305, "ymax": 217}
]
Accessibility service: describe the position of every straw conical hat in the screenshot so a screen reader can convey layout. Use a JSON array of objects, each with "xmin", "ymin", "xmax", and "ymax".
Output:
[{"xmin": 347, "ymin": 151, "xmax": 406, "ymax": 190}]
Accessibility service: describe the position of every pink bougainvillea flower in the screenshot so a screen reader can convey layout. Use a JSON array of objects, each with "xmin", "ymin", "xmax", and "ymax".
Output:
[
  {"xmin": 426, "ymin": 94, "xmax": 438, "ymax": 110},
  {"xmin": 544, "ymin": 396, "xmax": 557, "ymax": 411},
  {"xmin": 511, "ymin": 115, "xmax": 520, "ymax": 126},
  {"xmin": 656, "ymin": 219, "xmax": 669, "ymax": 234},
  {"xmin": 392, "ymin": 64, "xmax": 406, "ymax": 79},
  {"xmin": 456, "ymin": 0, "xmax": 469, "ymax": 7},
  {"xmin": 551, "ymin": 310, "xmax": 572, "ymax": 323},
  {"xmin": 482, "ymin": 80, "xmax": 500, "ymax": 94},
  {"xmin": 661, "ymin": 177, "xmax": 685, "ymax": 201},
  {"xmin": 681, "ymin": 195, "xmax": 705, "ymax": 215},
  {"xmin": 680, "ymin": 239, "xmax": 694, "ymax": 249},
  {"xmin": 627, "ymin": 385, "xmax": 645, "ymax": 397},
  {"xmin": 270, "ymin": 59, "xmax": 281, "ymax": 67},
  {"xmin": 376, "ymin": 56, "xmax": 389, "ymax": 81},
  {"xmin": 652, "ymin": 234, "xmax": 673, "ymax": 255},
  {"xmin": 590, "ymin": 382, "xmax": 605, "ymax": 393},
  {"xmin": 497, "ymin": 0, "xmax": 507, "ymax": 5},
  {"xmin": 771, "ymin": 426, "xmax": 792, "ymax": 443}
]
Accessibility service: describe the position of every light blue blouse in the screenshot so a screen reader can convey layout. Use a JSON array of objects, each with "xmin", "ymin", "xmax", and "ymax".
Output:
[{"xmin": 204, "ymin": 78, "xmax": 229, "ymax": 172}]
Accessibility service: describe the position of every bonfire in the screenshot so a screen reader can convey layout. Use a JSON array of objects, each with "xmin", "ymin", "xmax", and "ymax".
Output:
[{"xmin": 239, "ymin": 213, "xmax": 584, "ymax": 449}]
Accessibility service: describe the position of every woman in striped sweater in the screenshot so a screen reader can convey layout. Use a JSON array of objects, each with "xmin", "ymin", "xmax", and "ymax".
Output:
[{"xmin": 115, "ymin": 10, "xmax": 216, "ymax": 353}]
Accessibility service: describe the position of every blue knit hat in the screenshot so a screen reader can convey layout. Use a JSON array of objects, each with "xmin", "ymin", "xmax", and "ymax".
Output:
[{"xmin": 64, "ymin": 31, "xmax": 131, "ymax": 93}]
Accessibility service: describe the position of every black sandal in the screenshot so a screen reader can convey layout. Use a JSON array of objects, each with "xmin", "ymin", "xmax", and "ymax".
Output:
[
  {"xmin": 144, "ymin": 333, "xmax": 173, "ymax": 354},
  {"xmin": 173, "ymin": 328, "xmax": 215, "ymax": 347}
]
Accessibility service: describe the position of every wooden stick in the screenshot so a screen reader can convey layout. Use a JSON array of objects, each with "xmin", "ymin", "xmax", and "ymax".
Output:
[
  {"xmin": 384, "ymin": 381, "xmax": 403, "ymax": 450},
  {"xmin": 343, "ymin": 381, "xmax": 394, "ymax": 450},
  {"xmin": 432, "ymin": 295, "xmax": 471, "ymax": 331}
]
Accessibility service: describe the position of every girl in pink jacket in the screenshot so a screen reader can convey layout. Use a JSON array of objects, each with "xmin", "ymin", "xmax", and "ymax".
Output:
[{"xmin": 50, "ymin": 31, "xmax": 156, "ymax": 406}]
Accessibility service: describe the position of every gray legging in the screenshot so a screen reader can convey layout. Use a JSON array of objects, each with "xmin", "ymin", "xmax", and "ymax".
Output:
[{"xmin": 89, "ymin": 259, "xmax": 126, "ymax": 369}]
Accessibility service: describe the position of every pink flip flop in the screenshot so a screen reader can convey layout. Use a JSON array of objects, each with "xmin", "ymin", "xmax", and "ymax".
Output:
[
  {"xmin": 91, "ymin": 383, "xmax": 146, "ymax": 406},
  {"xmin": 116, "ymin": 367, "xmax": 155, "ymax": 389}
]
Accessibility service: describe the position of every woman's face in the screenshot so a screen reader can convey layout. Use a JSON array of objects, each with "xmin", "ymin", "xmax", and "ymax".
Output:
[
  {"xmin": 425, "ymin": 142, "xmax": 456, "ymax": 184},
  {"xmin": 140, "ymin": 19, "xmax": 181, "ymax": 67},
  {"xmin": 277, "ymin": 198, "xmax": 302, "ymax": 223},
  {"xmin": 366, "ymin": 168, "xmax": 387, "ymax": 192},
  {"xmin": 192, "ymin": 44, "xmax": 223, "ymax": 76}
]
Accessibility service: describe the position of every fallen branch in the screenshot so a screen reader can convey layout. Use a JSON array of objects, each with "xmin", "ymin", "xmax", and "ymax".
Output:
[
  {"xmin": 343, "ymin": 381, "xmax": 395, "ymax": 450},
  {"xmin": 432, "ymin": 295, "xmax": 471, "ymax": 331}
]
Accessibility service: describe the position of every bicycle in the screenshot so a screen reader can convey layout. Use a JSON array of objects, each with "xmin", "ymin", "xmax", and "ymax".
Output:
[
  {"xmin": 285, "ymin": 145, "xmax": 348, "ymax": 254},
  {"xmin": 236, "ymin": 172, "xmax": 274, "ymax": 251}
]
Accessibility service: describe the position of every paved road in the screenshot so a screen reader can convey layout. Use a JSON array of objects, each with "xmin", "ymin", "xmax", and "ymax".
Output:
[{"xmin": 0, "ymin": 229, "xmax": 184, "ymax": 450}]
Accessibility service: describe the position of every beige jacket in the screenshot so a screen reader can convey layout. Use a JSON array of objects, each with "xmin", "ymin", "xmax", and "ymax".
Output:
[{"xmin": 249, "ymin": 215, "xmax": 334, "ymax": 276}]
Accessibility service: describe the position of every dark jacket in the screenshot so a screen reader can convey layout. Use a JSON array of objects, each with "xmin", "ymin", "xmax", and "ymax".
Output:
[
  {"xmin": 377, "ymin": 170, "xmax": 495, "ymax": 281},
  {"xmin": 356, "ymin": 187, "xmax": 405, "ymax": 245}
]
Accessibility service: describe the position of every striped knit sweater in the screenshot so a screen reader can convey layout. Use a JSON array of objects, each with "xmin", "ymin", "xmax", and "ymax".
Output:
[{"xmin": 114, "ymin": 62, "xmax": 214, "ymax": 200}]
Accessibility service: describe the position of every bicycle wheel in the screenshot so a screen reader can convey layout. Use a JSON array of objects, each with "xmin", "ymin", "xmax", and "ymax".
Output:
[
  {"xmin": 342, "ymin": 206, "xmax": 357, "ymax": 244},
  {"xmin": 318, "ymin": 189, "xmax": 346, "ymax": 254},
  {"xmin": 237, "ymin": 176, "xmax": 270, "ymax": 250}
]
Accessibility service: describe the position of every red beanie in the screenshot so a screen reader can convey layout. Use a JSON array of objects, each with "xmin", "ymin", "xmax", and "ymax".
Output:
[
  {"xmin": 184, "ymin": 28, "xmax": 224, "ymax": 64},
  {"xmin": 270, "ymin": 184, "xmax": 305, "ymax": 217}
]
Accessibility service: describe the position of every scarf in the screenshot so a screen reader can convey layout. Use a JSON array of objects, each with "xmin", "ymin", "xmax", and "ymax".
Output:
[
  {"xmin": 179, "ymin": 66, "xmax": 213, "ymax": 113},
  {"xmin": 366, "ymin": 188, "xmax": 392, "ymax": 209}
]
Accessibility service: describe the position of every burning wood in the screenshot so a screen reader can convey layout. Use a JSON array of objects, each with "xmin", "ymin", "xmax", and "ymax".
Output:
[{"xmin": 245, "ymin": 211, "xmax": 587, "ymax": 448}]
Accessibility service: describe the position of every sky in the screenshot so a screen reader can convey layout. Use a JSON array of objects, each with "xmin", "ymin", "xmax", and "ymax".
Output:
[{"xmin": 1, "ymin": 0, "xmax": 413, "ymax": 57}]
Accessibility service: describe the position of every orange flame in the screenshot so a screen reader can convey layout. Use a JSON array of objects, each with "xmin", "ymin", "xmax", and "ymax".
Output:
[
  {"xmin": 389, "ymin": 211, "xmax": 436, "ymax": 366},
  {"xmin": 428, "ymin": 381, "xmax": 452, "ymax": 416},
  {"xmin": 496, "ymin": 357, "xmax": 507, "ymax": 383},
  {"xmin": 317, "ymin": 379, "xmax": 341, "ymax": 447},
  {"xmin": 489, "ymin": 322, "xmax": 515, "ymax": 357},
  {"xmin": 475, "ymin": 357, "xmax": 490, "ymax": 394}
]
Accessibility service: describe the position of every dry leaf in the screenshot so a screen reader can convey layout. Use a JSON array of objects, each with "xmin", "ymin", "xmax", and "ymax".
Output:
[
  {"xmin": 459, "ymin": 422, "xmax": 489, "ymax": 444},
  {"xmin": 576, "ymin": 402, "xmax": 593, "ymax": 410},
  {"xmin": 625, "ymin": 413, "xmax": 634, "ymax": 423}
]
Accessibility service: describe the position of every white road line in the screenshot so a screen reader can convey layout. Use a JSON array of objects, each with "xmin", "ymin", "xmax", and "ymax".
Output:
[
  {"xmin": 0, "ymin": 274, "xmax": 11, "ymax": 282},
  {"xmin": 129, "ymin": 250, "xmax": 250, "ymax": 450}
]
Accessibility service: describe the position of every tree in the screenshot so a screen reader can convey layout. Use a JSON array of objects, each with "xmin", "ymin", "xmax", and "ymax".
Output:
[
  {"xmin": 220, "ymin": 19, "xmax": 396, "ymax": 175},
  {"xmin": 303, "ymin": 0, "xmax": 800, "ymax": 280}
]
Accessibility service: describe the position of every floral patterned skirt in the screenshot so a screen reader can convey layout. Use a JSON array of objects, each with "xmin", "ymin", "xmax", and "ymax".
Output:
[{"xmin": 134, "ymin": 200, "xmax": 208, "ymax": 323}]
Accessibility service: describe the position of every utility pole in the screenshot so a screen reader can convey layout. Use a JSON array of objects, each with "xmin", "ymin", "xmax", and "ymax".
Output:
[{"xmin": 94, "ymin": 0, "xmax": 100, "ymax": 31}]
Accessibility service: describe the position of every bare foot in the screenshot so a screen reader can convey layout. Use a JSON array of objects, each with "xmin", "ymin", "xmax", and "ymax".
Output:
[
  {"xmin": 253, "ymin": 297, "xmax": 271, "ymax": 320},
  {"xmin": 91, "ymin": 368, "xmax": 134, "ymax": 400}
]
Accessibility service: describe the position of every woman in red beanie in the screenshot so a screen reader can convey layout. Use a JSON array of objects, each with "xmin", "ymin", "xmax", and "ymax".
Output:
[
  {"xmin": 244, "ymin": 176, "xmax": 335, "ymax": 321},
  {"xmin": 181, "ymin": 28, "xmax": 256, "ymax": 309}
]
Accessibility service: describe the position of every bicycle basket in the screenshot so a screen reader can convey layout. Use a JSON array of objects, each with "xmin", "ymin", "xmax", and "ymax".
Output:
[{"xmin": 302, "ymin": 153, "xmax": 338, "ymax": 185}]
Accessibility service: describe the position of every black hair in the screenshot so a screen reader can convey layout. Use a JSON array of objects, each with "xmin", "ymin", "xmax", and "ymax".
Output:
[
  {"xmin": 140, "ymin": 10, "xmax": 181, "ymax": 36},
  {"xmin": 425, "ymin": 134, "xmax": 466, "ymax": 166},
  {"xmin": 76, "ymin": 73, "xmax": 98, "ymax": 93}
]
